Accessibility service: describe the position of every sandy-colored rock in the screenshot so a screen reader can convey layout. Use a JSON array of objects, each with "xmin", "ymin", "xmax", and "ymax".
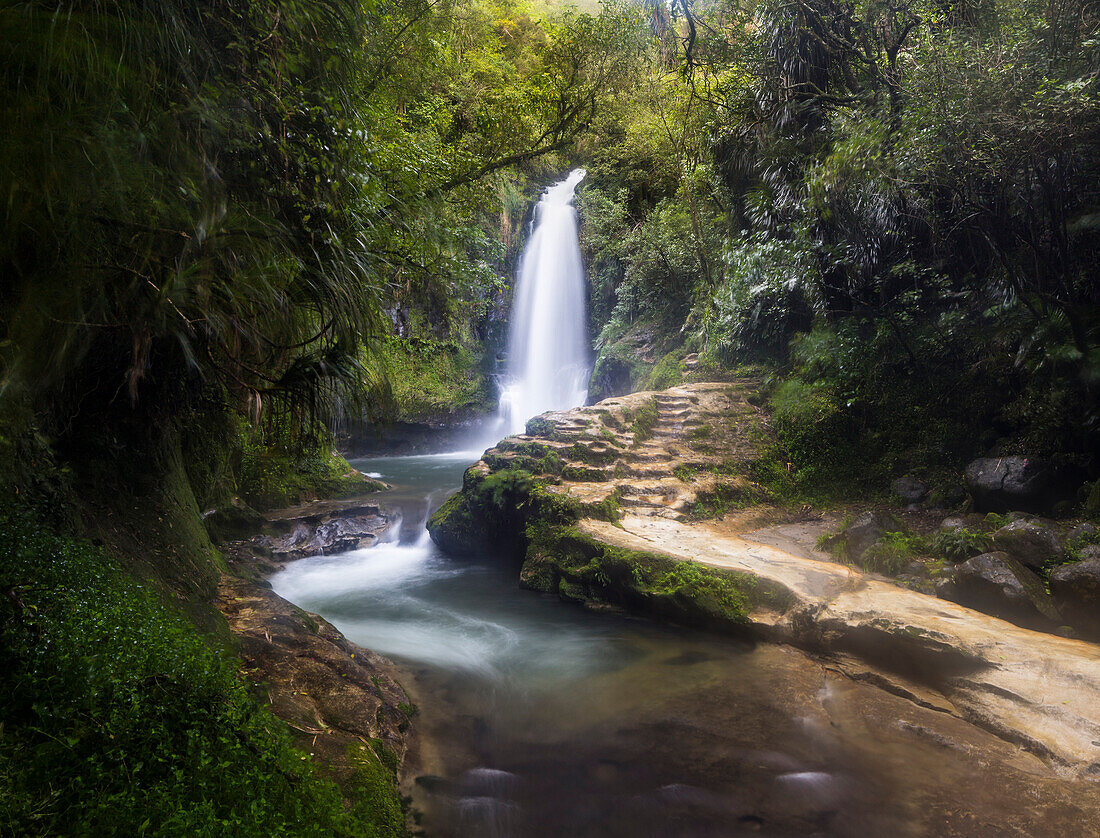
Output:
[
  {"xmin": 582, "ymin": 513, "xmax": 1100, "ymax": 775},
  {"xmin": 431, "ymin": 382, "xmax": 1100, "ymax": 776}
]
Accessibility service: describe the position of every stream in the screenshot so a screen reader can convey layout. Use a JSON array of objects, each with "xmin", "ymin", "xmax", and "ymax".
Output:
[{"xmin": 269, "ymin": 452, "xmax": 1089, "ymax": 838}]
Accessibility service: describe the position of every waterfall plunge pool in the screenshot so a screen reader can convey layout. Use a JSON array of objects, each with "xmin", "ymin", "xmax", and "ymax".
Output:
[{"xmin": 270, "ymin": 452, "xmax": 1092, "ymax": 838}]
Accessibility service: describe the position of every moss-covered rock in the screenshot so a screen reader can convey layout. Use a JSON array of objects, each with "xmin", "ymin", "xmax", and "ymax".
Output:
[
  {"xmin": 426, "ymin": 492, "xmax": 484, "ymax": 557},
  {"xmin": 520, "ymin": 523, "xmax": 754, "ymax": 631}
]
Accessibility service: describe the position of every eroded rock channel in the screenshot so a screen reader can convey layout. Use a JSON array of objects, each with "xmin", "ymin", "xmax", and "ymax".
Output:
[
  {"xmin": 220, "ymin": 404, "xmax": 1100, "ymax": 837},
  {"xmin": 428, "ymin": 383, "xmax": 1100, "ymax": 785}
]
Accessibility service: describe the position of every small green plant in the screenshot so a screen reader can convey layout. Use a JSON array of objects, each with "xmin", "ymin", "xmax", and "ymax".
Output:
[
  {"xmin": 673, "ymin": 464, "xmax": 698, "ymax": 482},
  {"xmin": 860, "ymin": 531, "xmax": 929, "ymax": 575},
  {"xmin": 629, "ymin": 397, "xmax": 660, "ymax": 443},
  {"xmin": 930, "ymin": 527, "xmax": 991, "ymax": 562}
]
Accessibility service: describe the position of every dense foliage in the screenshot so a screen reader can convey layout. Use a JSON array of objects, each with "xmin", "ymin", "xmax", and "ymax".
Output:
[
  {"xmin": 0, "ymin": 0, "xmax": 640, "ymax": 829},
  {"xmin": 579, "ymin": 0, "xmax": 1100, "ymax": 496}
]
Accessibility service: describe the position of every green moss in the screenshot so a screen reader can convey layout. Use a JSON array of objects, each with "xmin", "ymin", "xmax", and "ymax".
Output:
[
  {"xmin": 642, "ymin": 350, "xmax": 684, "ymax": 391},
  {"xmin": 521, "ymin": 524, "xmax": 753, "ymax": 628},
  {"xmin": 346, "ymin": 744, "xmax": 408, "ymax": 837},
  {"xmin": 629, "ymin": 397, "xmax": 659, "ymax": 443},
  {"xmin": 673, "ymin": 464, "xmax": 698, "ymax": 482},
  {"xmin": 561, "ymin": 464, "xmax": 610, "ymax": 482},
  {"xmin": 685, "ymin": 425, "xmax": 711, "ymax": 440},
  {"xmin": 538, "ymin": 451, "xmax": 563, "ymax": 475},
  {"xmin": 567, "ymin": 442, "xmax": 618, "ymax": 465},
  {"xmin": 525, "ymin": 416, "xmax": 559, "ymax": 437},
  {"xmin": 238, "ymin": 426, "xmax": 383, "ymax": 512},
  {"xmin": 376, "ymin": 336, "xmax": 492, "ymax": 422},
  {"xmin": 689, "ymin": 481, "xmax": 773, "ymax": 519}
]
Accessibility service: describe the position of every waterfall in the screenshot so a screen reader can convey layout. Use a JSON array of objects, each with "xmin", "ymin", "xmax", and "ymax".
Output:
[{"xmin": 499, "ymin": 169, "xmax": 590, "ymax": 436}]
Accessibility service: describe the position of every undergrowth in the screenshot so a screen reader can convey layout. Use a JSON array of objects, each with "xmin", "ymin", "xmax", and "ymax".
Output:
[{"xmin": 0, "ymin": 510, "xmax": 405, "ymax": 837}]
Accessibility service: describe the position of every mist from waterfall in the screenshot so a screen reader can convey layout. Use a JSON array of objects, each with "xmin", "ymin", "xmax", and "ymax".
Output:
[{"xmin": 499, "ymin": 169, "xmax": 590, "ymax": 436}]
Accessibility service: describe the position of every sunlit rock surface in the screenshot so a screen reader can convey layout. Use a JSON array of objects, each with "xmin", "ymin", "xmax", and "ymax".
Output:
[{"xmin": 432, "ymin": 382, "xmax": 1100, "ymax": 775}]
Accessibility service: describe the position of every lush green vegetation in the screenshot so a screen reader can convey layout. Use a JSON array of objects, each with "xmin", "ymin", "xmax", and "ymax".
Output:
[
  {"xmin": 578, "ymin": 0, "xmax": 1100, "ymax": 500},
  {"xmin": 523, "ymin": 522, "xmax": 756, "ymax": 626},
  {"xmin": 0, "ymin": 511, "xmax": 403, "ymax": 837},
  {"xmin": 0, "ymin": 0, "xmax": 640, "ymax": 828},
  {"xmin": 3, "ymin": 0, "xmax": 1099, "ymax": 825}
]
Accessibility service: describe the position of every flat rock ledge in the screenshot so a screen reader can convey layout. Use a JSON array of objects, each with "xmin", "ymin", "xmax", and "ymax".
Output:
[{"xmin": 429, "ymin": 383, "xmax": 1100, "ymax": 777}]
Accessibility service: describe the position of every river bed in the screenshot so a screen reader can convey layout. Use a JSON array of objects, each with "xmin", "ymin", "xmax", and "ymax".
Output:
[{"xmin": 271, "ymin": 452, "xmax": 1098, "ymax": 838}]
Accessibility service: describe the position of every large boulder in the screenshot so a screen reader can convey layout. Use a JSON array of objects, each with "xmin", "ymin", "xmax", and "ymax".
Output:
[
  {"xmin": 1050, "ymin": 553, "xmax": 1100, "ymax": 639},
  {"xmin": 892, "ymin": 477, "xmax": 929, "ymax": 504},
  {"xmin": 831, "ymin": 510, "xmax": 900, "ymax": 563},
  {"xmin": 948, "ymin": 552, "xmax": 1062, "ymax": 630},
  {"xmin": 990, "ymin": 519, "xmax": 1065, "ymax": 571},
  {"xmin": 964, "ymin": 456, "xmax": 1072, "ymax": 514}
]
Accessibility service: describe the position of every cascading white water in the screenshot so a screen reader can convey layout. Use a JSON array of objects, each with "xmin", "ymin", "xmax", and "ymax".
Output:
[{"xmin": 499, "ymin": 169, "xmax": 590, "ymax": 436}]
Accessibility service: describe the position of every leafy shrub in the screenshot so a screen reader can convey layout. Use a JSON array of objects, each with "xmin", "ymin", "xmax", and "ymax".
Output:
[
  {"xmin": 930, "ymin": 528, "xmax": 991, "ymax": 562},
  {"xmin": 860, "ymin": 531, "xmax": 928, "ymax": 576}
]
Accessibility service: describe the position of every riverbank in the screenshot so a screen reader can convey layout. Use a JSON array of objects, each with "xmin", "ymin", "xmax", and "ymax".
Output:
[
  {"xmin": 428, "ymin": 383, "xmax": 1100, "ymax": 777},
  {"xmin": 213, "ymin": 497, "xmax": 419, "ymax": 830},
  {"xmin": 261, "ymin": 445, "xmax": 1100, "ymax": 837}
]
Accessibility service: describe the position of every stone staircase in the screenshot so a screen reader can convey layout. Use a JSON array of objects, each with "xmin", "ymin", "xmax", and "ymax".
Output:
[{"xmin": 485, "ymin": 382, "xmax": 766, "ymax": 522}]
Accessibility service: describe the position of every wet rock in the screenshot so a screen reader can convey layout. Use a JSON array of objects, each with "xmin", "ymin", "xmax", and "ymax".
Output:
[
  {"xmin": 892, "ymin": 477, "xmax": 929, "ymax": 504},
  {"xmin": 215, "ymin": 574, "xmax": 412, "ymax": 786},
  {"xmin": 990, "ymin": 519, "xmax": 1065, "ymax": 571},
  {"xmin": 964, "ymin": 456, "xmax": 1072, "ymax": 514},
  {"xmin": 949, "ymin": 552, "xmax": 1061, "ymax": 630},
  {"xmin": 1050, "ymin": 557, "xmax": 1100, "ymax": 639},
  {"xmin": 252, "ymin": 504, "xmax": 389, "ymax": 561}
]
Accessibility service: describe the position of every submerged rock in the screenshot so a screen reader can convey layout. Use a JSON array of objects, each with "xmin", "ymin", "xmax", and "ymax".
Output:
[
  {"xmin": 1049, "ymin": 556, "xmax": 1100, "ymax": 639},
  {"xmin": 964, "ymin": 456, "xmax": 1072, "ymax": 515},
  {"xmin": 990, "ymin": 520, "xmax": 1065, "ymax": 570},
  {"xmin": 948, "ymin": 552, "xmax": 1061, "ymax": 630}
]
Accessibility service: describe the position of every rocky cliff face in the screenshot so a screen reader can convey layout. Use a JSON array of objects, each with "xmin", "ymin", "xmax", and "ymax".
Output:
[{"xmin": 429, "ymin": 382, "xmax": 1100, "ymax": 776}]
